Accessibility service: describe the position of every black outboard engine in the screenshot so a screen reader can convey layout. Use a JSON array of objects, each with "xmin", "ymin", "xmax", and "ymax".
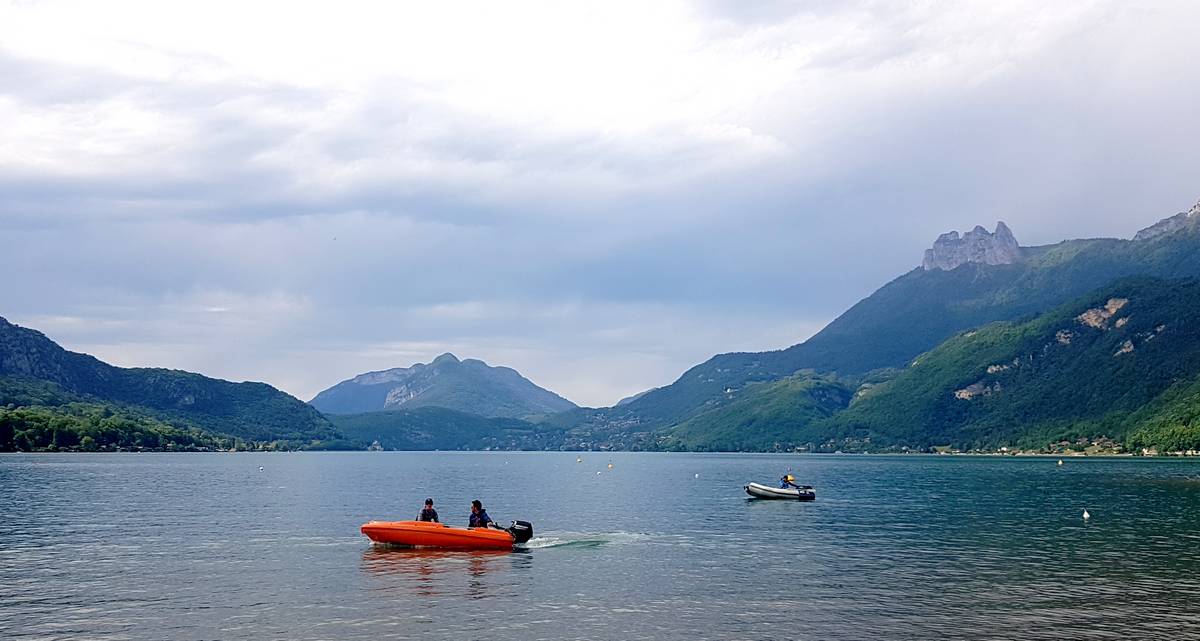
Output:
[{"xmin": 508, "ymin": 520, "xmax": 534, "ymax": 545}]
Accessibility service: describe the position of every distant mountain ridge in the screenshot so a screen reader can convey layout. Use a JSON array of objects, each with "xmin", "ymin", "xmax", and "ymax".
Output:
[
  {"xmin": 544, "ymin": 197, "xmax": 1200, "ymax": 451},
  {"xmin": 309, "ymin": 353, "xmax": 577, "ymax": 418},
  {"xmin": 0, "ymin": 316, "xmax": 339, "ymax": 445}
]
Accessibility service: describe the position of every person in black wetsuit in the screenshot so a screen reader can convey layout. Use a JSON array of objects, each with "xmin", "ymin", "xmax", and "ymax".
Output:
[
  {"xmin": 468, "ymin": 499, "xmax": 494, "ymax": 529},
  {"xmin": 416, "ymin": 498, "xmax": 439, "ymax": 522}
]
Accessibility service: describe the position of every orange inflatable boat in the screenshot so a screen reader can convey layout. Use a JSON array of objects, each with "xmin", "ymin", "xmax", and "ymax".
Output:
[{"xmin": 360, "ymin": 520, "xmax": 534, "ymax": 550}]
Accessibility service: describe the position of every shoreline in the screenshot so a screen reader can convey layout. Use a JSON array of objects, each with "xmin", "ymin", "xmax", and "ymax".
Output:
[{"xmin": 5, "ymin": 449, "xmax": 1197, "ymax": 458}]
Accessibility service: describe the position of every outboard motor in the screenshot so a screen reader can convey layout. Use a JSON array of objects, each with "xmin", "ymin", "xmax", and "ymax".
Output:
[{"xmin": 508, "ymin": 520, "xmax": 534, "ymax": 545}]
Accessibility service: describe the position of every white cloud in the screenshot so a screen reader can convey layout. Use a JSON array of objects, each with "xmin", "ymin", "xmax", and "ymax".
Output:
[{"xmin": 0, "ymin": 0, "xmax": 797, "ymax": 209}]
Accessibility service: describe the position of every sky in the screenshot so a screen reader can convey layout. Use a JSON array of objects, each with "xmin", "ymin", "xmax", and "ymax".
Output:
[{"xmin": 3, "ymin": 0, "xmax": 1200, "ymax": 407}]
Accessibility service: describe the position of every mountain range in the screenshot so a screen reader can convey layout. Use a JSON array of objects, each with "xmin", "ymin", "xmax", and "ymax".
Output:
[
  {"xmin": 542, "ymin": 198, "xmax": 1200, "ymax": 452},
  {"xmin": 6, "ymin": 198, "xmax": 1200, "ymax": 454}
]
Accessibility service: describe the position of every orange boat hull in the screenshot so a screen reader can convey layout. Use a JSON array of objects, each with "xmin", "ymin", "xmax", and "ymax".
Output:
[{"xmin": 360, "ymin": 520, "xmax": 515, "ymax": 550}]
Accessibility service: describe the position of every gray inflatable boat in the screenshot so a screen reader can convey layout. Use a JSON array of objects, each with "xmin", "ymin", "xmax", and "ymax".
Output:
[{"xmin": 745, "ymin": 482, "xmax": 816, "ymax": 501}]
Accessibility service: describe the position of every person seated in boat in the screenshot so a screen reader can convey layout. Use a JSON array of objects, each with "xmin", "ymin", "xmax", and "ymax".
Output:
[
  {"xmin": 469, "ymin": 499, "xmax": 495, "ymax": 529},
  {"xmin": 780, "ymin": 474, "xmax": 800, "ymax": 489},
  {"xmin": 416, "ymin": 498, "xmax": 439, "ymax": 522}
]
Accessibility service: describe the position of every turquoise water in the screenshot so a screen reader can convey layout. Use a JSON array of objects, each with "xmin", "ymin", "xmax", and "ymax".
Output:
[{"xmin": 3, "ymin": 452, "xmax": 1200, "ymax": 640}]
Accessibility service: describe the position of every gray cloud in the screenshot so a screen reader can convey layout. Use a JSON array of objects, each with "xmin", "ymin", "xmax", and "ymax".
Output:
[{"xmin": 2, "ymin": 1, "xmax": 1200, "ymax": 405}]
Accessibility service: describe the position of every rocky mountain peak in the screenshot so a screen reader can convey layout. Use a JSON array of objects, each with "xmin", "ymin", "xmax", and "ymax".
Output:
[
  {"xmin": 1133, "ymin": 199, "xmax": 1200, "ymax": 242},
  {"xmin": 922, "ymin": 221, "xmax": 1020, "ymax": 271},
  {"xmin": 432, "ymin": 352, "xmax": 461, "ymax": 366}
]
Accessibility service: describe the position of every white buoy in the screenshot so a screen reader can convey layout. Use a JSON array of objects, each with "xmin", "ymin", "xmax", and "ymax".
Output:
[
  {"xmin": 1057, "ymin": 459, "xmax": 1064, "ymax": 466},
  {"xmin": 596, "ymin": 471, "xmax": 602, "ymax": 475},
  {"xmin": 607, "ymin": 463, "xmax": 614, "ymax": 469},
  {"xmin": 694, "ymin": 473, "xmax": 700, "ymax": 479},
  {"xmin": 258, "ymin": 466, "xmax": 264, "ymax": 471},
  {"xmin": 1083, "ymin": 508, "xmax": 1091, "ymax": 521},
  {"xmin": 576, "ymin": 457, "xmax": 582, "ymax": 463}
]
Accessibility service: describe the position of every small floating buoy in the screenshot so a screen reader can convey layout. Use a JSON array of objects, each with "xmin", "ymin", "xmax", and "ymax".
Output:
[
  {"xmin": 258, "ymin": 466, "xmax": 264, "ymax": 471},
  {"xmin": 576, "ymin": 457, "xmax": 582, "ymax": 463},
  {"xmin": 607, "ymin": 463, "xmax": 613, "ymax": 469},
  {"xmin": 596, "ymin": 471, "xmax": 602, "ymax": 475},
  {"xmin": 694, "ymin": 473, "xmax": 700, "ymax": 479},
  {"xmin": 1082, "ymin": 508, "xmax": 1091, "ymax": 521},
  {"xmin": 1057, "ymin": 459, "xmax": 1063, "ymax": 466}
]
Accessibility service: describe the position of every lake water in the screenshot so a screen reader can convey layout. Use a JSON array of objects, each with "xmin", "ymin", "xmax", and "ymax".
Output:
[{"xmin": 3, "ymin": 452, "xmax": 1200, "ymax": 640}]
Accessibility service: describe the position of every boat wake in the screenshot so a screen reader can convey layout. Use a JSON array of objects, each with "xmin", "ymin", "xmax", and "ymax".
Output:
[{"xmin": 519, "ymin": 531, "xmax": 646, "ymax": 550}]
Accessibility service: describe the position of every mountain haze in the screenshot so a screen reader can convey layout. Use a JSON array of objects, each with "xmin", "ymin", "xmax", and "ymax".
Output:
[{"xmin": 310, "ymin": 353, "xmax": 577, "ymax": 418}]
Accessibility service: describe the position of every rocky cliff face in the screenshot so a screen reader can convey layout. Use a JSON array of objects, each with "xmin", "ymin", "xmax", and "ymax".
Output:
[
  {"xmin": 1133, "ymin": 200, "xmax": 1200, "ymax": 241},
  {"xmin": 922, "ymin": 222, "xmax": 1020, "ymax": 271}
]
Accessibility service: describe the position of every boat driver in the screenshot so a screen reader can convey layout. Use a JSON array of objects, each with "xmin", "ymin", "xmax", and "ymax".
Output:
[
  {"xmin": 780, "ymin": 474, "xmax": 799, "ymax": 489},
  {"xmin": 469, "ymin": 499, "xmax": 495, "ymax": 528}
]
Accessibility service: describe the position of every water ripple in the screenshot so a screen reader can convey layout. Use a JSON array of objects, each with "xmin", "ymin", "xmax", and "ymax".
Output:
[{"xmin": 4, "ymin": 453, "xmax": 1200, "ymax": 640}]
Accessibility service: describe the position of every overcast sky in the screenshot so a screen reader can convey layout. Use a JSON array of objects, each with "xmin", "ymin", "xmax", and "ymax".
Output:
[{"xmin": 3, "ymin": 0, "xmax": 1199, "ymax": 407}]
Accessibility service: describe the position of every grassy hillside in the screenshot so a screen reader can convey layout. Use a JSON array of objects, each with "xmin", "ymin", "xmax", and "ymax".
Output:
[{"xmin": 830, "ymin": 277, "xmax": 1200, "ymax": 451}]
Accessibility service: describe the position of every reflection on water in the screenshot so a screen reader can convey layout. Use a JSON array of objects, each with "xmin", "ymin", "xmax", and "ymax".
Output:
[
  {"xmin": 360, "ymin": 546, "xmax": 531, "ymax": 599},
  {"xmin": 360, "ymin": 545, "xmax": 516, "ymax": 575}
]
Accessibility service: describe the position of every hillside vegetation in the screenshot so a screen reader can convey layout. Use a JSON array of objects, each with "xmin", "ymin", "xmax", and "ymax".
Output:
[
  {"xmin": 830, "ymin": 277, "xmax": 1200, "ymax": 451},
  {"xmin": 661, "ymin": 374, "xmax": 854, "ymax": 451},
  {"xmin": 0, "ymin": 377, "xmax": 240, "ymax": 451},
  {"xmin": 0, "ymin": 317, "xmax": 341, "ymax": 449}
]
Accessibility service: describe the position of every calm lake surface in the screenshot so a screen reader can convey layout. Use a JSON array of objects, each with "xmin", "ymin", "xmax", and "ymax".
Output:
[{"xmin": 3, "ymin": 452, "xmax": 1200, "ymax": 640}]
